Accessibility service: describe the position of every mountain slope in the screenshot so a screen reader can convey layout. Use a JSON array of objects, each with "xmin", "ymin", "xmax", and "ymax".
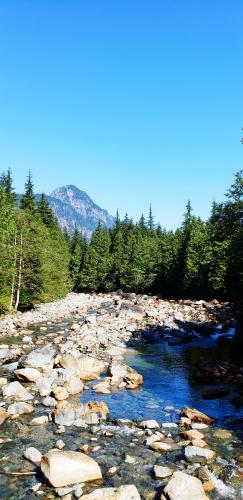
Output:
[{"xmin": 45, "ymin": 185, "xmax": 114, "ymax": 240}]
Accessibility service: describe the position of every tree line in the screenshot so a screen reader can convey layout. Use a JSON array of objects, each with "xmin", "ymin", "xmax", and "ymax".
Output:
[{"xmin": 0, "ymin": 169, "xmax": 242, "ymax": 313}]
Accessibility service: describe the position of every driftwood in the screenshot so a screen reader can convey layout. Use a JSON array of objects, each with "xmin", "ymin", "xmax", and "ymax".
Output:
[{"xmin": 0, "ymin": 470, "xmax": 36, "ymax": 476}]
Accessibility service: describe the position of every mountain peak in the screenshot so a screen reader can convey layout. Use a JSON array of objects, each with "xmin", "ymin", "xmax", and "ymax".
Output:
[{"xmin": 47, "ymin": 185, "xmax": 114, "ymax": 240}]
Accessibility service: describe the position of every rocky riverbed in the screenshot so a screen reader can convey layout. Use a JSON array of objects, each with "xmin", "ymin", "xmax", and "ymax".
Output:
[{"xmin": 0, "ymin": 292, "xmax": 242, "ymax": 499}]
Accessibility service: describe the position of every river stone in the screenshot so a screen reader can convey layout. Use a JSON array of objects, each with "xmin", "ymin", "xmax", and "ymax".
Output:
[
  {"xmin": 139, "ymin": 419, "xmax": 160, "ymax": 429},
  {"xmin": 164, "ymin": 471, "xmax": 209, "ymax": 500},
  {"xmin": 180, "ymin": 407, "xmax": 214, "ymax": 425},
  {"xmin": 182, "ymin": 429, "xmax": 205, "ymax": 441},
  {"xmin": 0, "ymin": 407, "xmax": 8, "ymax": 425},
  {"xmin": 53, "ymin": 405, "xmax": 86, "ymax": 426},
  {"xmin": 21, "ymin": 343, "xmax": 56, "ymax": 369},
  {"xmin": 30, "ymin": 415, "xmax": 48, "ymax": 425},
  {"xmin": 14, "ymin": 367, "xmax": 42, "ymax": 382},
  {"xmin": 59, "ymin": 355, "xmax": 105, "ymax": 381},
  {"xmin": 149, "ymin": 442, "xmax": 172, "ymax": 452},
  {"xmin": 185, "ymin": 446, "xmax": 216, "ymax": 463},
  {"xmin": 80, "ymin": 484, "xmax": 141, "ymax": 500},
  {"xmin": 24, "ymin": 447, "xmax": 42, "ymax": 464},
  {"xmin": 52, "ymin": 386, "xmax": 69, "ymax": 401},
  {"xmin": 64, "ymin": 376, "xmax": 84, "ymax": 395},
  {"xmin": 42, "ymin": 396, "xmax": 57, "ymax": 407},
  {"xmin": 154, "ymin": 465, "xmax": 173, "ymax": 479},
  {"xmin": 2, "ymin": 381, "xmax": 34, "ymax": 401},
  {"xmin": 41, "ymin": 450, "xmax": 102, "ymax": 487},
  {"xmin": 7, "ymin": 402, "xmax": 34, "ymax": 415},
  {"xmin": 0, "ymin": 347, "xmax": 23, "ymax": 365}
]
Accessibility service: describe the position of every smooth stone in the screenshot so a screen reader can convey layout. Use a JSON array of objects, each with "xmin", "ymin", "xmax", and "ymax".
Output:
[
  {"xmin": 185, "ymin": 446, "xmax": 216, "ymax": 464},
  {"xmin": 59, "ymin": 355, "xmax": 105, "ymax": 381},
  {"xmin": 213, "ymin": 429, "xmax": 232, "ymax": 440},
  {"xmin": 14, "ymin": 367, "xmax": 42, "ymax": 382},
  {"xmin": 7, "ymin": 402, "xmax": 34, "ymax": 415},
  {"xmin": 80, "ymin": 484, "xmax": 141, "ymax": 499},
  {"xmin": 41, "ymin": 450, "xmax": 102, "ymax": 487},
  {"xmin": 180, "ymin": 407, "xmax": 214, "ymax": 425},
  {"xmin": 2, "ymin": 381, "xmax": 33, "ymax": 401},
  {"xmin": 21, "ymin": 343, "xmax": 56, "ymax": 369},
  {"xmin": 42, "ymin": 396, "xmax": 57, "ymax": 407},
  {"xmin": 0, "ymin": 378, "xmax": 8, "ymax": 387},
  {"xmin": 139, "ymin": 419, "xmax": 160, "ymax": 429},
  {"xmin": 52, "ymin": 387, "xmax": 69, "ymax": 401},
  {"xmin": 24, "ymin": 447, "xmax": 42, "ymax": 464},
  {"xmin": 182, "ymin": 429, "xmax": 205, "ymax": 441},
  {"xmin": 162, "ymin": 422, "xmax": 178, "ymax": 428},
  {"xmin": 191, "ymin": 423, "xmax": 208, "ymax": 430},
  {"xmin": 154, "ymin": 465, "xmax": 173, "ymax": 479},
  {"xmin": 30, "ymin": 415, "xmax": 48, "ymax": 425},
  {"xmin": 164, "ymin": 471, "xmax": 209, "ymax": 499},
  {"xmin": 149, "ymin": 442, "xmax": 172, "ymax": 452}
]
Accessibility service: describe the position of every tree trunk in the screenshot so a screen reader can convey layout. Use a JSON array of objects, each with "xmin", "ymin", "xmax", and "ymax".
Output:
[
  {"xmin": 15, "ymin": 231, "xmax": 23, "ymax": 311},
  {"xmin": 9, "ymin": 232, "xmax": 17, "ymax": 311}
]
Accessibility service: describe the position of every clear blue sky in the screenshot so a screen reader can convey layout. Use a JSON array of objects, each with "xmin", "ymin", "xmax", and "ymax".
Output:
[{"xmin": 0, "ymin": 0, "xmax": 242, "ymax": 228}]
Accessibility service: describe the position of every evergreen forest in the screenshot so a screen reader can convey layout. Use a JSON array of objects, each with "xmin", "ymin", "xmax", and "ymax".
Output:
[{"xmin": 0, "ymin": 169, "xmax": 242, "ymax": 313}]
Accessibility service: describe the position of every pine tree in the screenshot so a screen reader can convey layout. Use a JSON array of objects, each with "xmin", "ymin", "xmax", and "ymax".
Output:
[
  {"xmin": 79, "ymin": 222, "xmax": 111, "ymax": 291},
  {"xmin": 37, "ymin": 193, "xmax": 57, "ymax": 228},
  {"xmin": 20, "ymin": 172, "xmax": 36, "ymax": 212}
]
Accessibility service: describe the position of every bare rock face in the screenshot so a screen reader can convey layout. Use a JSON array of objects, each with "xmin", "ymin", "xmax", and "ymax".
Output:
[
  {"xmin": 164, "ymin": 471, "xmax": 209, "ymax": 500},
  {"xmin": 180, "ymin": 407, "xmax": 214, "ymax": 425},
  {"xmin": 21, "ymin": 343, "xmax": 56, "ymax": 369},
  {"xmin": 80, "ymin": 484, "xmax": 141, "ymax": 500},
  {"xmin": 41, "ymin": 450, "xmax": 102, "ymax": 487},
  {"xmin": 2, "ymin": 381, "xmax": 33, "ymax": 401},
  {"xmin": 59, "ymin": 355, "xmax": 105, "ymax": 381}
]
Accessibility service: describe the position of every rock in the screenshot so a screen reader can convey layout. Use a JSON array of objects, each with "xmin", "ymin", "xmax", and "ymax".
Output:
[
  {"xmin": 213, "ymin": 429, "xmax": 232, "ymax": 440},
  {"xmin": 80, "ymin": 484, "xmax": 141, "ymax": 500},
  {"xmin": 139, "ymin": 419, "xmax": 160, "ymax": 429},
  {"xmin": 42, "ymin": 396, "xmax": 57, "ymax": 407},
  {"xmin": 149, "ymin": 442, "xmax": 172, "ymax": 452},
  {"xmin": 7, "ymin": 402, "xmax": 34, "ymax": 415},
  {"xmin": 164, "ymin": 471, "xmax": 209, "ymax": 500},
  {"xmin": 125, "ymin": 454, "xmax": 136, "ymax": 464},
  {"xmin": 107, "ymin": 466, "xmax": 117, "ymax": 476},
  {"xmin": 191, "ymin": 438, "xmax": 208, "ymax": 448},
  {"xmin": 0, "ymin": 378, "xmax": 8, "ymax": 387},
  {"xmin": 0, "ymin": 347, "xmax": 23, "ymax": 365},
  {"xmin": 36, "ymin": 377, "xmax": 54, "ymax": 397},
  {"xmin": 180, "ymin": 407, "xmax": 214, "ymax": 425},
  {"xmin": 59, "ymin": 355, "xmax": 105, "ymax": 381},
  {"xmin": 30, "ymin": 415, "xmax": 48, "ymax": 425},
  {"xmin": 124, "ymin": 367, "xmax": 143, "ymax": 387},
  {"xmin": 52, "ymin": 387, "xmax": 69, "ymax": 401},
  {"xmin": 64, "ymin": 377, "xmax": 84, "ymax": 395},
  {"xmin": 0, "ymin": 407, "xmax": 8, "ymax": 425},
  {"xmin": 161, "ymin": 422, "xmax": 178, "ymax": 428},
  {"xmin": 53, "ymin": 405, "xmax": 86, "ymax": 427},
  {"xmin": 55, "ymin": 439, "xmax": 65, "ymax": 450},
  {"xmin": 154, "ymin": 465, "xmax": 173, "ymax": 479},
  {"xmin": 85, "ymin": 401, "xmax": 109, "ymax": 418},
  {"xmin": 14, "ymin": 368, "xmax": 42, "ymax": 382},
  {"xmin": 41, "ymin": 450, "xmax": 102, "ymax": 487},
  {"xmin": 185, "ymin": 446, "xmax": 216, "ymax": 463},
  {"xmin": 201, "ymin": 386, "xmax": 230, "ymax": 399},
  {"xmin": 24, "ymin": 447, "xmax": 42, "ymax": 464},
  {"xmin": 2, "ymin": 381, "xmax": 33, "ymax": 401},
  {"xmin": 182, "ymin": 429, "xmax": 205, "ymax": 441},
  {"xmin": 191, "ymin": 423, "xmax": 208, "ymax": 430},
  {"xmin": 21, "ymin": 343, "xmax": 56, "ymax": 369}
]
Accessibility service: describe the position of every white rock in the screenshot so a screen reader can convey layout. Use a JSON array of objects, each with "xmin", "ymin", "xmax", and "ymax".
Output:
[
  {"xmin": 154, "ymin": 465, "xmax": 173, "ymax": 479},
  {"xmin": 2, "ymin": 381, "xmax": 33, "ymax": 401},
  {"xmin": 139, "ymin": 419, "xmax": 160, "ymax": 429},
  {"xmin": 30, "ymin": 415, "xmax": 48, "ymax": 425},
  {"xmin": 15, "ymin": 367, "xmax": 42, "ymax": 382},
  {"xmin": 185, "ymin": 446, "xmax": 216, "ymax": 463},
  {"xmin": 164, "ymin": 470, "xmax": 209, "ymax": 499},
  {"xmin": 41, "ymin": 450, "xmax": 102, "ymax": 487},
  {"xmin": 7, "ymin": 402, "xmax": 34, "ymax": 415},
  {"xmin": 24, "ymin": 447, "xmax": 42, "ymax": 464}
]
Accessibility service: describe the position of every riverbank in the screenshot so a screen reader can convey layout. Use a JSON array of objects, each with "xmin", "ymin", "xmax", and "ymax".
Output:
[{"xmin": 0, "ymin": 293, "xmax": 242, "ymax": 499}]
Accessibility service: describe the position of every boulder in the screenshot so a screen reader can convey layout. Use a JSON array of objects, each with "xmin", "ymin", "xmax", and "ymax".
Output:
[
  {"xmin": 139, "ymin": 420, "xmax": 160, "ymax": 429},
  {"xmin": 14, "ymin": 367, "xmax": 42, "ymax": 382},
  {"xmin": 154, "ymin": 465, "xmax": 173, "ymax": 479},
  {"xmin": 182, "ymin": 429, "xmax": 205, "ymax": 441},
  {"xmin": 180, "ymin": 407, "xmax": 214, "ymax": 425},
  {"xmin": 7, "ymin": 402, "xmax": 34, "ymax": 415},
  {"xmin": 185, "ymin": 446, "xmax": 216, "ymax": 464},
  {"xmin": 30, "ymin": 415, "xmax": 48, "ymax": 425},
  {"xmin": 24, "ymin": 447, "xmax": 42, "ymax": 465},
  {"xmin": 21, "ymin": 343, "xmax": 56, "ymax": 369},
  {"xmin": 0, "ymin": 407, "xmax": 8, "ymax": 425},
  {"xmin": 149, "ymin": 442, "xmax": 171, "ymax": 452},
  {"xmin": 59, "ymin": 355, "xmax": 105, "ymax": 381},
  {"xmin": 80, "ymin": 485, "xmax": 141, "ymax": 499},
  {"xmin": 41, "ymin": 450, "xmax": 102, "ymax": 487},
  {"xmin": 164, "ymin": 471, "xmax": 209, "ymax": 500},
  {"xmin": 2, "ymin": 381, "xmax": 33, "ymax": 401},
  {"xmin": 0, "ymin": 347, "xmax": 23, "ymax": 365}
]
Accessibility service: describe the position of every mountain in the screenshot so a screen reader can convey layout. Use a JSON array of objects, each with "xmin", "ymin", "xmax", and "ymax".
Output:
[{"xmin": 42, "ymin": 185, "xmax": 114, "ymax": 240}]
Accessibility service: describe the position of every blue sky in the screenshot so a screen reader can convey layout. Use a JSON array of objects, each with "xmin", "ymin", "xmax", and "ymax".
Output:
[{"xmin": 0, "ymin": 0, "xmax": 242, "ymax": 228}]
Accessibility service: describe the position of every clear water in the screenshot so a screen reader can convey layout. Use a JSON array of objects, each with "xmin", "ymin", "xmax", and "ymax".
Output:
[{"xmin": 82, "ymin": 336, "xmax": 243, "ymax": 426}]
